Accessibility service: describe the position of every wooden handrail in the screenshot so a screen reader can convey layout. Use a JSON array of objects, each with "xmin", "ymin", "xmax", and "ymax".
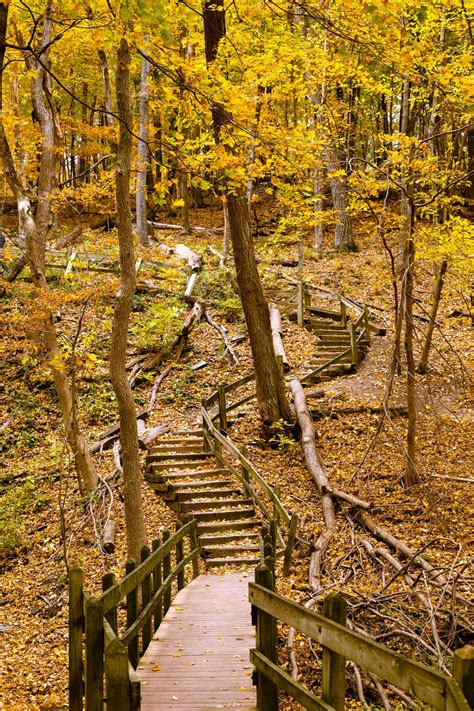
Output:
[
  {"xmin": 249, "ymin": 582, "xmax": 471, "ymax": 711},
  {"xmin": 69, "ymin": 520, "xmax": 200, "ymax": 710}
]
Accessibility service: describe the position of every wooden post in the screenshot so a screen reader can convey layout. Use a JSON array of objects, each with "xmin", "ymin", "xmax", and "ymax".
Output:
[
  {"xmin": 269, "ymin": 519, "xmax": 277, "ymax": 556},
  {"xmin": 102, "ymin": 572, "xmax": 117, "ymax": 634},
  {"xmin": 202, "ymin": 399, "xmax": 210, "ymax": 452},
  {"xmin": 282, "ymin": 513, "xmax": 298, "ymax": 577},
  {"xmin": 350, "ymin": 323, "xmax": 359, "ymax": 366},
  {"xmin": 105, "ymin": 639, "xmax": 131, "ymax": 711},
  {"xmin": 321, "ymin": 594, "xmax": 347, "ymax": 711},
  {"xmin": 69, "ymin": 566, "xmax": 84, "ymax": 711},
  {"xmin": 141, "ymin": 546, "xmax": 152, "ymax": 653},
  {"xmin": 217, "ymin": 384, "xmax": 228, "ymax": 431},
  {"xmin": 189, "ymin": 522, "xmax": 200, "ymax": 578},
  {"xmin": 363, "ymin": 305, "xmax": 371, "ymax": 344},
  {"xmin": 85, "ymin": 597, "xmax": 104, "ymax": 711},
  {"xmin": 340, "ymin": 300, "xmax": 347, "ymax": 328},
  {"xmin": 125, "ymin": 560, "xmax": 139, "ymax": 669},
  {"xmin": 162, "ymin": 530, "xmax": 172, "ymax": 615},
  {"xmin": 454, "ymin": 645, "xmax": 474, "ymax": 709},
  {"xmin": 254, "ymin": 563, "xmax": 278, "ymax": 711},
  {"xmin": 175, "ymin": 522, "xmax": 185, "ymax": 591},
  {"xmin": 151, "ymin": 538, "xmax": 162, "ymax": 631},
  {"xmin": 297, "ymin": 281, "xmax": 304, "ymax": 327}
]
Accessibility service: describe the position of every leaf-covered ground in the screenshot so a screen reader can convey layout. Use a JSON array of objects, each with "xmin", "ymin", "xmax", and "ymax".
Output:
[{"xmin": 1, "ymin": 200, "xmax": 472, "ymax": 709}]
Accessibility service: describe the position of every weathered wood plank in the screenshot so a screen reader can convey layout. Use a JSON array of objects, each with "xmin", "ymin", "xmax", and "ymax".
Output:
[
  {"xmin": 137, "ymin": 574, "xmax": 256, "ymax": 710},
  {"xmin": 249, "ymin": 583, "xmax": 451, "ymax": 709}
]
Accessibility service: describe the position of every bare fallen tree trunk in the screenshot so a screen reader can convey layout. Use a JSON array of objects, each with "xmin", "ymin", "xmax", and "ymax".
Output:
[
  {"xmin": 148, "ymin": 221, "xmax": 223, "ymax": 233},
  {"xmin": 269, "ymin": 304, "xmax": 289, "ymax": 371},
  {"xmin": 290, "ymin": 379, "xmax": 335, "ymax": 590},
  {"xmin": 204, "ymin": 309, "xmax": 239, "ymax": 364}
]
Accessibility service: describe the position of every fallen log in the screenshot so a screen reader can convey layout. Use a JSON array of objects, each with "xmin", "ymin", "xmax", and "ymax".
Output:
[
  {"xmin": 353, "ymin": 510, "xmax": 474, "ymax": 608},
  {"xmin": 321, "ymin": 485, "xmax": 372, "ymax": 510},
  {"xmin": 102, "ymin": 519, "xmax": 116, "ymax": 554},
  {"xmin": 148, "ymin": 220, "xmax": 223, "ymax": 233},
  {"xmin": 175, "ymin": 243, "xmax": 202, "ymax": 272},
  {"xmin": 90, "ymin": 409, "xmax": 149, "ymax": 454},
  {"xmin": 269, "ymin": 304, "xmax": 290, "ymax": 371},
  {"xmin": 55, "ymin": 216, "xmax": 115, "ymax": 250},
  {"xmin": 148, "ymin": 301, "xmax": 203, "ymax": 410},
  {"xmin": 204, "ymin": 310, "xmax": 239, "ymax": 364},
  {"xmin": 289, "ymin": 379, "xmax": 335, "ymax": 591}
]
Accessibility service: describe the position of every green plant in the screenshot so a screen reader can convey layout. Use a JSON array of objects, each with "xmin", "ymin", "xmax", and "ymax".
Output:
[
  {"xmin": 132, "ymin": 300, "xmax": 182, "ymax": 353},
  {"xmin": 269, "ymin": 419, "xmax": 297, "ymax": 450}
]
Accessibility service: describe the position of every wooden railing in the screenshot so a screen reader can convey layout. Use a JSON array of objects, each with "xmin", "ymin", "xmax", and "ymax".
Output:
[
  {"xmin": 201, "ymin": 380, "xmax": 298, "ymax": 576},
  {"xmin": 68, "ymin": 520, "xmax": 200, "ymax": 711},
  {"xmin": 250, "ymin": 552, "xmax": 472, "ymax": 711}
]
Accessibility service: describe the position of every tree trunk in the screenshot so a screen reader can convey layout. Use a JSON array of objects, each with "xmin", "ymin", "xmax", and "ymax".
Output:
[
  {"xmin": 417, "ymin": 259, "xmax": 448, "ymax": 375},
  {"xmin": 227, "ymin": 194, "xmax": 291, "ymax": 425},
  {"xmin": 403, "ymin": 197, "xmax": 419, "ymax": 487},
  {"xmin": 136, "ymin": 37, "xmax": 150, "ymax": 247},
  {"xmin": 0, "ymin": 3, "xmax": 98, "ymax": 494},
  {"xmin": 202, "ymin": 0, "xmax": 290, "ymax": 426},
  {"xmin": 98, "ymin": 48, "xmax": 114, "ymax": 127},
  {"xmin": 323, "ymin": 146, "xmax": 356, "ymax": 252},
  {"xmin": 110, "ymin": 36, "xmax": 147, "ymax": 561}
]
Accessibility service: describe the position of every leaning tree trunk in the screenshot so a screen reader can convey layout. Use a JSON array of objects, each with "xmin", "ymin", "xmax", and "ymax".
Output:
[
  {"xmin": 228, "ymin": 195, "xmax": 291, "ymax": 424},
  {"xmin": 417, "ymin": 258, "xmax": 448, "ymax": 375},
  {"xmin": 110, "ymin": 35, "xmax": 147, "ymax": 561},
  {"xmin": 203, "ymin": 0, "xmax": 290, "ymax": 426},
  {"xmin": 136, "ymin": 35, "xmax": 150, "ymax": 247}
]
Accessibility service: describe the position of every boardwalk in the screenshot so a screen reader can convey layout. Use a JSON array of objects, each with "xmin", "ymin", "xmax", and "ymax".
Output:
[{"xmin": 137, "ymin": 574, "xmax": 257, "ymax": 710}]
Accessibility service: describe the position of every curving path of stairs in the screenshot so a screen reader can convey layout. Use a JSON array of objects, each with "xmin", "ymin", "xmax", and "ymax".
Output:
[{"xmin": 145, "ymin": 430, "xmax": 262, "ymax": 568}]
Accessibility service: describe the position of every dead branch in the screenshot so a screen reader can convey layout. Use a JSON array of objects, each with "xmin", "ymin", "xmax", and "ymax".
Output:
[
  {"xmin": 204, "ymin": 310, "xmax": 239, "ymax": 364},
  {"xmin": 148, "ymin": 221, "xmax": 223, "ymax": 233}
]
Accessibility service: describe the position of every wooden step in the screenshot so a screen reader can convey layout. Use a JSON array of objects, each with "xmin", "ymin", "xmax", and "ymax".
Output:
[
  {"xmin": 197, "ymin": 520, "xmax": 257, "ymax": 534},
  {"xmin": 157, "ymin": 437, "xmax": 203, "ymax": 445},
  {"xmin": 148, "ymin": 460, "xmax": 213, "ymax": 471},
  {"xmin": 174, "ymin": 429, "xmax": 203, "ymax": 436},
  {"xmin": 182, "ymin": 498, "xmax": 252, "ymax": 512},
  {"xmin": 171, "ymin": 479, "xmax": 234, "ymax": 491},
  {"xmin": 179, "ymin": 489, "xmax": 243, "ymax": 511},
  {"xmin": 158, "ymin": 468, "xmax": 230, "ymax": 480},
  {"xmin": 310, "ymin": 356, "xmax": 352, "ymax": 365},
  {"xmin": 150, "ymin": 444, "xmax": 203, "ymax": 454},
  {"xmin": 306, "ymin": 306, "xmax": 342, "ymax": 321},
  {"xmin": 185, "ymin": 507, "xmax": 255, "ymax": 521},
  {"xmin": 199, "ymin": 532, "xmax": 259, "ymax": 545},
  {"xmin": 201, "ymin": 544, "xmax": 260, "ymax": 557},
  {"xmin": 147, "ymin": 451, "xmax": 212, "ymax": 463},
  {"xmin": 205, "ymin": 556, "xmax": 259, "ymax": 567}
]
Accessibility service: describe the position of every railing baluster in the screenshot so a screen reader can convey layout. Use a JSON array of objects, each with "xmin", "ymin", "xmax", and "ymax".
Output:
[
  {"xmin": 151, "ymin": 538, "xmax": 162, "ymax": 631},
  {"xmin": 254, "ymin": 562, "xmax": 278, "ymax": 711},
  {"xmin": 321, "ymin": 593, "xmax": 347, "ymax": 711},
  {"xmin": 189, "ymin": 521, "xmax": 200, "ymax": 578},
  {"xmin": 102, "ymin": 572, "xmax": 117, "ymax": 634},
  {"xmin": 141, "ymin": 546, "xmax": 152, "ymax": 654},
  {"xmin": 126, "ymin": 560, "xmax": 139, "ymax": 668},
  {"xmin": 175, "ymin": 522, "xmax": 185, "ymax": 591},
  {"xmin": 105, "ymin": 639, "xmax": 131, "ymax": 711},
  {"xmin": 162, "ymin": 530, "xmax": 172, "ymax": 615},
  {"xmin": 85, "ymin": 597, "xmax": 104, "ymax": 711},
  {"xmin": 69, "ymin": 566, "xmax": 84, "ymax": 711},
  {"xmin": 217, "ymin": 384, "xmax": 228, "ymax": 431}
]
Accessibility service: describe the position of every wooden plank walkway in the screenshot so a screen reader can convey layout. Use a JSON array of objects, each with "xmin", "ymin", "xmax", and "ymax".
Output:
[{"xmin": 137, "ymin": 574, "xmax": 257, "ymax": 710}]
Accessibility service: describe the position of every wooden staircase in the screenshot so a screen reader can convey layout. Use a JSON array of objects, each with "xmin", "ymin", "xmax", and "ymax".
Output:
[
  {"xmin": 145, "ymin": 429, "xmax": 261, "ymax": 568},
  {"xmin": 303, "ymin": 314, "xmax": 369, "ymax": 383}
]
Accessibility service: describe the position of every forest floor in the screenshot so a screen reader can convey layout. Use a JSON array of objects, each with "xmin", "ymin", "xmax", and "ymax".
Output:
[{"xmin": 0, "ymin": 198, "xmax": 472, "ymax": 709}]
